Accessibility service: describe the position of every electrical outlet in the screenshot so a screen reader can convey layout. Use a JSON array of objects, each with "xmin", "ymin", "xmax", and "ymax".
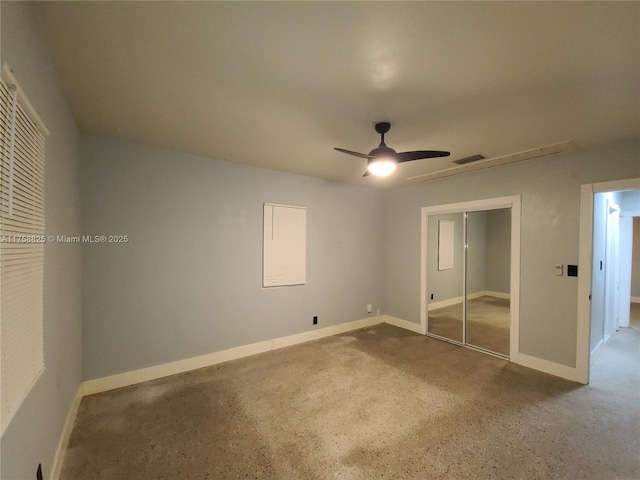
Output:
[
  {"xmin": 366, "ymin": 304, "xmax": 372, "ymax": 313},
  {"xmin": 37, "ymin": 464, "xmax": 43, "ymax": 480},
  {"xmin": 313, "ymin": 316, "xmax": 318, "ymax": 325}
]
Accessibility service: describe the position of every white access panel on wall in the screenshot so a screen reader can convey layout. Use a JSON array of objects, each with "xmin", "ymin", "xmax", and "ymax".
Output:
[
  {"xmin": 263, "ymin": 203, "xmax": 307, "ymax": 287},
  {"xmin": 438, "ymin": 220, "xmax": 455, "ymax": 271}
]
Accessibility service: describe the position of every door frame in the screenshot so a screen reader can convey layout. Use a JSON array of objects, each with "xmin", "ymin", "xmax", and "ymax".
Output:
[
  {"xmin": 617, "ymin": 214, "xmax": 633, "ymax": 329},
  {"xmin": 420, "ymin": 195, "xmax": 521, "ymax": 360},
  {"xmin": 577, "ymin": 178, "xmax": 640, "ymax": 384},
  {"xmin": 604, "ymin": 198, "xmax": 621, "ymax": 337}
]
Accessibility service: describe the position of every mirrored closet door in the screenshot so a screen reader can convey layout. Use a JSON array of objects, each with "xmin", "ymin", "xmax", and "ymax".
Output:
[
  {"xmin": 465, "ymin": 209, "xmax": 511, "ymax": 357},
  {"xmin": 427, "ymin": 213, "xmax": 464, "ymax": 344},
  {"xmin": 427, "ymin": 207, "xmax": 512, "ymax": 358}
]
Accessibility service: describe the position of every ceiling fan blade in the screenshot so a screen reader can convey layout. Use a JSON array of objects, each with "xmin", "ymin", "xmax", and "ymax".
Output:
[
  {"xmin": 362, "ymin": 170, "xmax": 370, "ymax": 177},
  {"xmin": 334, "ymin": 148, "xmax": 373, "ymax": 159},
  {"xmin": 397, "ymin": 150, "xmax": 451, "ymax": 163}
]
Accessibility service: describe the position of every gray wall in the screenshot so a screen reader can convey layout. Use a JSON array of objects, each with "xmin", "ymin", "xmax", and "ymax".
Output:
[
  {"xmin": 81, "ymin": 136, "xmax": 384, "ymax": 380},
  {"xmin": 1, "ymin": 2, "xmax": 82, "ymax": 479},
  {"xmin": 619, "ymin": 190, "xmax": 640, "ymax": 212},
  {"xmin": 384, "ymin": 139, "xmax": 640, "ymax": 368}
]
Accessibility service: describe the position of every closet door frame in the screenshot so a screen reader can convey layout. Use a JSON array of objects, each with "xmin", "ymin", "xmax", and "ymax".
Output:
[{"xmin": 420, "ymin": 196, "xmax": 521, "ymax": 361}]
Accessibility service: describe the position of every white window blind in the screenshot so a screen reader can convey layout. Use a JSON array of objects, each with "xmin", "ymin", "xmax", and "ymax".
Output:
[
  {"xmin": 263, "ymin": 203, "xmax": 306, "ymax": 287},
  {"xmin": 0, "ymin": 65, "xmax": 48, "ymax": 435}
]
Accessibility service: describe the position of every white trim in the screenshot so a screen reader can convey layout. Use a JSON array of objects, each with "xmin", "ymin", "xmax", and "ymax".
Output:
[
  {"xmin": 510, "ymin": 198, "xmax": 522, "ymax": 360},
  {"xmin": 83, "ymin": 316, "xmax": 383, "ymax": 395},
  {"xmin": 486, "ymin": 291, "xmax": 511, "ymax": 300},
  {"xmin": 512, "ymin": 352, "xmax": 581, "ymax": 383},
  {"xmin": 590, "ymin": 178, "xmax": 640, "ymax": 194},
  {"xmin": 420, "ymin": 195, "xmax": 521, "ymax": 360},
  {"xmin": 575, "ymin": 184, "xmax": 595, "ymax": 384},
  {"xmin": 462, "ymin": 214, "xmax": 468, "ymax": 344},
  {"xmin": 577, "ymin": 178, "xmax": 640, "ymax": 385},
  {"xmin": 383, "ymin": 315, "xmax": 423, "ymax": 334},
  {"xmin": 408, "ymin": 141, "xmax": 578, "ymax": 183},
  {"xmin": 631, "ymin": 296, "xmax": 640, "ymax": 304},
  {"xmin": 263, "ymin": 202, "xmax": 307, "ymax": 210},
  {"xmin": 590, "ymin": 338, "xmax": 605, "ymax": 361},
  {"xmin": 420, "ymin": 196, "xmax": 520, "ymax": 217},
  {"xmin": 420, "ymin": 208, "xmax": 429, "ymax": 335},
  {"xmin": 50, "ymin": 385, "xmax": 83, "ymax": 480}
]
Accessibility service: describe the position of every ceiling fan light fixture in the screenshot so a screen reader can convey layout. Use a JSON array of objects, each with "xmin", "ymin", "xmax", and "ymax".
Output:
[
  {"xmin": 367, "ymin": 157, "xmax": 397, "ymax": 176},
  {"xmin": 334, "ymin": 122, "xmax": 450, "ymax": 178}
]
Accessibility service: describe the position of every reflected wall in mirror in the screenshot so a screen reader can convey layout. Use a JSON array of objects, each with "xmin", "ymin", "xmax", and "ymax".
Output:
[
  {"xmin": 465, "ymin": 208, "xmax": 511, "ymax": 356},
  {"xmin": 427, "ymin": 213, "xmax": 464, "ymax": 343}
]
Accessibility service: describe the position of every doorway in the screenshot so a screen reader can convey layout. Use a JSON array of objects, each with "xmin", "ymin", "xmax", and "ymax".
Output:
[
  {"xmin": 420, "ymin": 196, "xmax": 521, "ymax": 360},
  {"xmin": 589, "ymin": 189, "xmax": 639, "ymax": 360},
  {"xmin": 576, "ymin": 179, "xmax": 640, "ymax": 384}
]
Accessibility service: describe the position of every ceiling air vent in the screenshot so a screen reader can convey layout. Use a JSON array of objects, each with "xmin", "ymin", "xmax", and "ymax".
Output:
[
  {"xmin": 453, "ymin": 154, "xmax": 485, "ymax": 165},
  {"xmin": 408, "ymin": 141, "xmax": 578, "ymax": 183}
]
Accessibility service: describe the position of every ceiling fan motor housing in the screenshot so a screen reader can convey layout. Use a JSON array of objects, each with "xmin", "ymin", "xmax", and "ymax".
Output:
[
  {"xmin": 374, "ymin": 122, "xmax": 391, "ymax": 135},
  {"xmin": 368, "ymin": 146, "xmax": 397, "ymax": 159}
]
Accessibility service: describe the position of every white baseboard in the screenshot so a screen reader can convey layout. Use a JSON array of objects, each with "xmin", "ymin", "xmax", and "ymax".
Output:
[
  {"xmin": 512, "ymin": 352, "xmax": 582, "ymax": 383},
  {"xmin": 55, "ymin": 312, "xmax": 583, "ymax": 479},
  {"xmin": 50, "ymin": 384, "xmax": 83, "ymax": 480},
  {"xmin": 383, "ymin": 315, "xmax": 424, "ymax": 334},
  {"xmin": 631, "ymin": 296, "xmax": 640, "ymax": 304},
  {"xmin": 485, "ymin": 291, "xmax": 510, "ymax": 300},
  {"xmin": 428, "ymin": 291, "xmax": 510, "ymax": 310},
  {"xmin": 590, "ymin": 339, "xmax": 605, "ymax": 366},
  {"xmin": 428, "ymin": 295, "xmax": 463, "ymax": 311},
  {"xmin": 83, "ymin": 316, "xmax": 384, "ymax": 396}
]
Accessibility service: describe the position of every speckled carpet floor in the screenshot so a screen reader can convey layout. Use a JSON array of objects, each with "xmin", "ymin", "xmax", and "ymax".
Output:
[{"xmin": 62, "ymin": 322, "xmax": 639, "ymax": 480}]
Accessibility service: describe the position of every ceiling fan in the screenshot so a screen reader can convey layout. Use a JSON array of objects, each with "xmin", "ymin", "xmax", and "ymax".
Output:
[{"xmin": 335, "ymin": 122, "xmax": 450, "ymax": 177}]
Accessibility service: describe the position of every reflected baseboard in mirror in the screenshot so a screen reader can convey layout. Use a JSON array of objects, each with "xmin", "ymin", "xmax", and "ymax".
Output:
[
  {"xmin": 465, "ymin": 295, "xmax": 510, "ymax": 357},
  {"xmin": 428, "ymin": 295, "xmax": 509, "ymax": 355}
]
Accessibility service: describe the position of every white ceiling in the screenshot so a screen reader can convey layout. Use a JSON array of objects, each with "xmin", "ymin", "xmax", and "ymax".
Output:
[{"xmin": 34, "ymin": 2, "xmax": 639, "ymax": 188}]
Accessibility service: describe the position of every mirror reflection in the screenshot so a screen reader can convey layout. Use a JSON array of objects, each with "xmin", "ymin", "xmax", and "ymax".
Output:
[
  {"xmin": 427, "ymin": 213, "xmax": 464, "ymax": 343},
  {"xmin": 465, "ymin": 209, "xmax": 511, "ymax": 356}
]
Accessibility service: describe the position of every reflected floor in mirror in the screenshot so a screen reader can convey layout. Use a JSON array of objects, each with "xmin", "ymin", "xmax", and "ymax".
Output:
[{"xmin": 428, "ymin": 296, "xmax": 509, "ymax": 356}]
